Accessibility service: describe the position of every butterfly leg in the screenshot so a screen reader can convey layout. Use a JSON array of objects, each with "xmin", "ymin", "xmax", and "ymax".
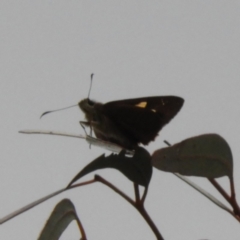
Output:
[
  {"xmin": 79, "ymin": 121, "xmax": 89, "ymax": 135},
  {"xmin": 80, "ymin": 121, "xmax": 92, "ymax": 149},
  {"xmin": 80, "ymin": 120, "xmax": 100, "ymax": 149}
]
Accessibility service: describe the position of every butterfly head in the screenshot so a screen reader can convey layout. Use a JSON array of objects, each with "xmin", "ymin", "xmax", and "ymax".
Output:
[
  {"xmin": 78, "ymin": 98, "xmax": 96, "ymax": 116},
  {"xmin": 78, "ymin": 98, "xmax": 95, "ymax": 113}
]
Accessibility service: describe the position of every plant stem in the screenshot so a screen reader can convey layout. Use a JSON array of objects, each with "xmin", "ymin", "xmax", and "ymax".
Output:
[
  {"xmin": 134, "ymin": 183, "xmax": 140, "ymax": 202},
  {"xmin": 94, "ymin": 175, "xmax": 164, "ymax": 240},
  {"xmin": 75, "ymin": 213, "xmax": 87, "ymax": 240},
  {"xmin": 208, "ymin": 178, "xmax": 240, "ymax": 217}
]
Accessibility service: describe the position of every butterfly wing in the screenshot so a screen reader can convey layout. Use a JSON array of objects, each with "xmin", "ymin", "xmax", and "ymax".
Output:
[{"xmin": 102, "ymin": 96, "xmax": 184, "ymax": 145}]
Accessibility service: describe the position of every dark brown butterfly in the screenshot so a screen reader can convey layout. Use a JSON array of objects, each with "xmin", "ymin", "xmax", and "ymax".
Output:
[{"xmin": 79, "ymin": 96, "xmax": 184, "ymax": 150}]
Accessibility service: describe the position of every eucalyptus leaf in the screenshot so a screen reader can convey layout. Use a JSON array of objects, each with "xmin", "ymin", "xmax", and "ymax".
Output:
[
  {"xmin": 38, "ymin": 199, "xmax": 80, "ymax": 240},
  {"xmin": 68, "ymin": 147, "xmax": 152, "ymax": 187},
  {"xmin": 152, "ymin": 134, "xmax": 233, "ymax": 178}
]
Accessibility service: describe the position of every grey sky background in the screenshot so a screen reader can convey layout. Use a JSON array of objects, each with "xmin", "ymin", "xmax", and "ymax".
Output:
[{"xmin": 1, "ymin": 1, "xmax": 240, "ymax": 239}]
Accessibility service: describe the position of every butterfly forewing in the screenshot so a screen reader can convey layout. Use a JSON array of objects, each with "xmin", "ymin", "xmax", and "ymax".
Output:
[{"xmin": 102, "ymin": 96, "xmax": 184, "ymax": 145}]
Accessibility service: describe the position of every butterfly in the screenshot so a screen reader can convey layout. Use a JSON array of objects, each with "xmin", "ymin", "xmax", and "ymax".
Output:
[{"xmin": 79, "ymin": 96, "xmax": 184, "ymax": 150}]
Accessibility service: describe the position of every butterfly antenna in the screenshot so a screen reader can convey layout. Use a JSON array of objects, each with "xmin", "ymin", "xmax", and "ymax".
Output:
[
  {"xmin": 87, "ymin": 73, "xmax": 94, "ymax": 102},
  {"xmin": 40, "ymin": 104, "xmax": 78, "ymax": 119}
]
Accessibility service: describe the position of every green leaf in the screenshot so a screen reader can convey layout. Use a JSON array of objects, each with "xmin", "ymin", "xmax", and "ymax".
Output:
[
  {"xmin": 152, "ymin": 134, "xmax": 233, "ymax": 178},
  {"xmin": 68, "ymin": 147, "xmax": 152, "ymax": 187},
  {"xmin": 38, "ymin": 199, "xmax": 80, "ymax": 240}
]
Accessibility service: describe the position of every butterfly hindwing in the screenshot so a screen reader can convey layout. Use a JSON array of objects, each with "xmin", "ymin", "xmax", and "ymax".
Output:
[{"xmin": 102, "ymin": 105, "xmax": 161, "ymax": 144}]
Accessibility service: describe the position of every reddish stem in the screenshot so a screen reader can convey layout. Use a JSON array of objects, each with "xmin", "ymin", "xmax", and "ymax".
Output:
[
  {"xmin": 74, "ymin": 213, "xmax": 87, "ymax": 240},
  {"xmin": 208, "ymin": 178, "xmax": 240, "ymax": 217},
  {"xmin": 134, "ymin": 183, "xmax": 140, "ymax": 203},
  {"xmin": 95, "ymin": 176, "xmax": 164, "ymax": 240},
  {"xmin": 69, "ymin": 176, "xmax": 164, "ymax": 240}
]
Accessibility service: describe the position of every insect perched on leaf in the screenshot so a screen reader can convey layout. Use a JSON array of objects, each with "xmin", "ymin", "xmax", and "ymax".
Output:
[
  {"xmin": 41, "ymin": 74, "xmax": 184, "ymax": 150},
  {"xmin": 79, "ymin": 75, "xmax": 184, "ymax": 149}
]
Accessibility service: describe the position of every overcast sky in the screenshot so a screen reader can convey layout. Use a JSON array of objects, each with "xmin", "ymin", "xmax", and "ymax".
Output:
[{"xmin": 1, "ymin": 1, "xmax": 240, "ymax": 239}]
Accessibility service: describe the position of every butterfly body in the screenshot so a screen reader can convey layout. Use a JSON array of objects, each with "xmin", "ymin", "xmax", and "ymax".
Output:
[{"xmin": 79, "ymin": 96, "xmax": 184, "ymax": 149}]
